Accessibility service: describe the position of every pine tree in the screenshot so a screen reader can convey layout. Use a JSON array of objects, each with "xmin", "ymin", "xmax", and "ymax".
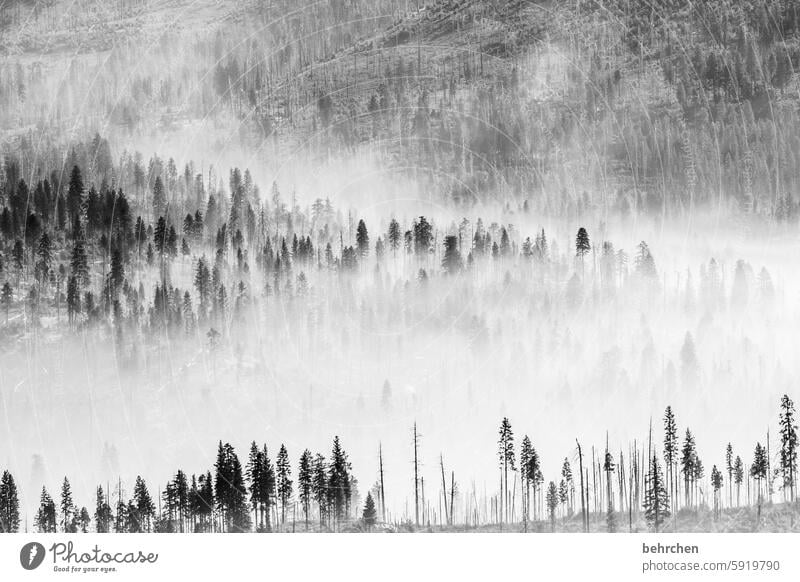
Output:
[
  {"xmin": 725, "ymin": 443, "xmax": 734, "ymax": 508},
  {"xmin": 298, "ymin": 449, "xmax": 313, "ymax": 529},
  {"xmin": 575, "ymin": 227, "xmax": 591, "ymax": 275},
  {"xmin": 663, "ymin": 406, "xmax": 678, "ymax": 511},
  {"xmin": 36, "ymin": 231, "xmax": 52, "ymax": 281},
  {"xmin": 276, "ymin": 444, "xmax": 293, "ymax": 526},
  {"xmin": 214, "ymin": 442, "xmax": 251, "ymax": 532},
  {"xmin": 497, "ymin": 417, "xmax": 515, "ymax": 524},
  {"xmin": 751, "ymin": 442, "xmax": 768, "ymax": 505},
  {"xmin": 388, "ymin": 219, "xmax": 401, "ymax": 254},
  {"xmin": 1, "ymin": 282, "xmax": 12, "ymax": 324},
  {"xmin": 643, "ymin": 454, "xmax": 671, "ymax": 532},
  {"xmin": 60, "ymin": 477, "xmax": 75, "ymax": 533},
  {"xmin": 328, "ymin": 437, "xmax": 351, "ymax": 526},
  {"xmin": 35, "ymin": 486, "xmax": 57, "ymax": 533},
  {"xmin": 362, "ymin": 491, "xmax": 377, "ymax": 531},
  {"xmin": 779, "ymin": 394, "xmax": 798, "ymax": 502},
  {"xmin": 94, "ymin": 486, "xmax": 113, "ymax": 533},
  {"xmin": 132, "ymin": 476, "xmax": 155, "ymax": 533},
  {"xmin": 71, "ymin": 238, "xmax": 89, "ymax": 286},
  {"xmin": 441, "ymin": 235, "xmax": 463, "ymax": 274},
  {"xmin": 711, "ymin": 465, "xmax": 723, "ymax": 519},
  {"xmin": 545, "ymin": 481, "xmax": 558, "ymax": 532},
  {"xmin": 66, "ymin": 275, "xmax": 81, "ymax": 324},
  {"xmin": 67, "ymin": 165, "xmax": 84, "ymax": 225},
  {"xmin": 152, "ymin": 176, "xmax": 166, "ymax": 217},
  {"xmin": 0, "ymin": 470, "xmax": 20, "ymax": 533},
  {"xmin": 734, "ymin": 456, "xmax": 744, "ymax": 507},
  {"xmin": 312, "ymin": 454, "xmax": 328, "ymax": 527},
  {"xmin": 680, "ymin": 429, "xmax": 696, "ymax": 508},
  {"xmin": 356, "ymin": 219, "xmax": 369, "ymax": 257}
]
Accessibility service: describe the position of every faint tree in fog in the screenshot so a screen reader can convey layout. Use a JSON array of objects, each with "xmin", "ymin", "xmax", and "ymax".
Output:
[
  {"xmin": 387, "ymin": 219, "xmax": 401, "ymax": 255},
  {"xmin": 356, "ymin": 219, "xmax": 369, "ymax": 257},
  {"xmin": 546, "ymin": 481, "xmax": 558, "ymax": 532},
  {"xmin": 441, "ymin": 235, "xmax": 463, "ymax": 274}
]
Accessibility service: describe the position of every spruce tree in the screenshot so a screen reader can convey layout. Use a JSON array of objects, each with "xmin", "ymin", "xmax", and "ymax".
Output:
[
  {"xmin": 497, "ymin": 417, "xmax": 515, "ymax": 524},
  {"xmin": 298, "ymin": 449, "xmax": 313, "ymax": 529},
  {"xmin": 60, "ymin": 477, "xmax": 75, "ymax": 533},
  {"xmin": 362, "ymin": 491, "xmax": 377, "ymax": 531},
  {"xmin": 276, "ymin": 444, "xmax": 293, "ymax": 525},
  {"xmin": 132, "ymin": 476, "xmax": 155, "ymax": 533},
  {"xmin": 643, "ymin": 454, "xmax": 671, "ymax": 532},
  {"xmin": 779, "ymin": 394, "xmax": 798, "ymax": 502},
  {"xmin": 328, "ymin": 437, "xmax": 351, "ymax": 526},
  {"xmin": 441, "ymin": 235, "xmax": 463, "ymax": 274},
  {"xmin": 356, "ymin": 219, "xmax": 369, "ymax": 257},
  {"xmin": 94, "ymin": 486, "xmax": 113, "ymax": 533},
  {"xmin": 35, "ymin": 486, "xmax": 57, "ymax": 533},
  {"xmin": 545, "ymin": 481, "xmax": 558, "ymax": 532},
  {"xmin": 575, "ymin": 227, "xmax": 590, "ymax": 274},
  {"xmin": 0, "ymin": 470, "xmax": 20, "ymax": 533},
  {"xmin": 388, "ymin": 219, "xmax": 401, "ymax": 253}
]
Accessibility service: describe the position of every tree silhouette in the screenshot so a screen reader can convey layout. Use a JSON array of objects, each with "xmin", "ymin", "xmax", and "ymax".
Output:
[
  {"xmin": 0, "ymin": 471, "xmax": 20, "ymax": 532},
  {"xmin": 35, "ymin": 487, "xmax": 57, "ymax": 533},
  {"xmin": 545, "ymin": 481, "xmax": 558, "ymax": 532},
  {"xmin": 644, "ymin": 454, "xmax": 670, "ymax": 532},
  {"xmin": 779, "ymin": 394, "xmax": 798, "ymax": 502},
  {"xmin": 497, "ymin": 417, "xmax": 515, "ymax": 524},
  {"xmin": 362, "ymin": 491, "xmax": 377, "ymax": 531}
]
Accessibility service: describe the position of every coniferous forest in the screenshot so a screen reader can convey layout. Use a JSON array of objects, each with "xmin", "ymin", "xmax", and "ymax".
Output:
[{"xmin": 2, "ymin": 0, "xmax": 800, "ymax": 533}]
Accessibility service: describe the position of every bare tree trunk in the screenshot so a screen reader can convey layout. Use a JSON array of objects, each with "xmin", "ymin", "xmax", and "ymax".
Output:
[
  {"xmin": 440, "ymin": 455, "xmax": 449, "ymax": 526},
  {"xmin": 379, "ymin": 444, "xmax": 386, "ymax": 523},
  {"xmin": 413, "ymin": 422, "xmax": 419, "ymax": 527},
  {"xmin": 577, "ymin": 439, "xmax": 587, "ymax": 532}
]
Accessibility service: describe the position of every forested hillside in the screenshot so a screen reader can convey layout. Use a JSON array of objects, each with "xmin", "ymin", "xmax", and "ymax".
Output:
[
  {"xmin": 2, "ymin": 0, "xmax": 800, "ymax": 534},
  {"xmin": 3, "ymin": 1, "xmax": 800, "ymax": 216}
]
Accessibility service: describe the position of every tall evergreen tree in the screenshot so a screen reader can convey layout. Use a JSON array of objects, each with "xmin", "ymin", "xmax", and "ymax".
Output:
[
  {"xmin": 0, "ymin": 470, "xmax": 20, "ymax": 533},
  {"xmin": 497, "ymin": 417, "xmax": 515, "ymax": 524},
  {"xmin": 779, "ymin": 394, "xmax": 798, "ymax": 502},
  {"xmin": 643, "ymin": 454, "xmax": 671, "ymax": 532},
  {"xmin": 362, "ymin": 491, "xmax": 377, "ymax": 531},
  {"xmin": 35, "ymin": 487, "xmax": 57, "ymax": 533},
  {"xmin": 356, "ymin": 219, "xmax": 369, "ymax": 257},
  {"xmin": 276, "ymin": 444, "xmax": 293, "ymax": 525},
  {"xmin": 298, "ymin": 449, "xmax": 313, "ymax": 529},
  {"xmin": 60, "ymin": 477, "xmax": 75, "ymax": 533}
]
